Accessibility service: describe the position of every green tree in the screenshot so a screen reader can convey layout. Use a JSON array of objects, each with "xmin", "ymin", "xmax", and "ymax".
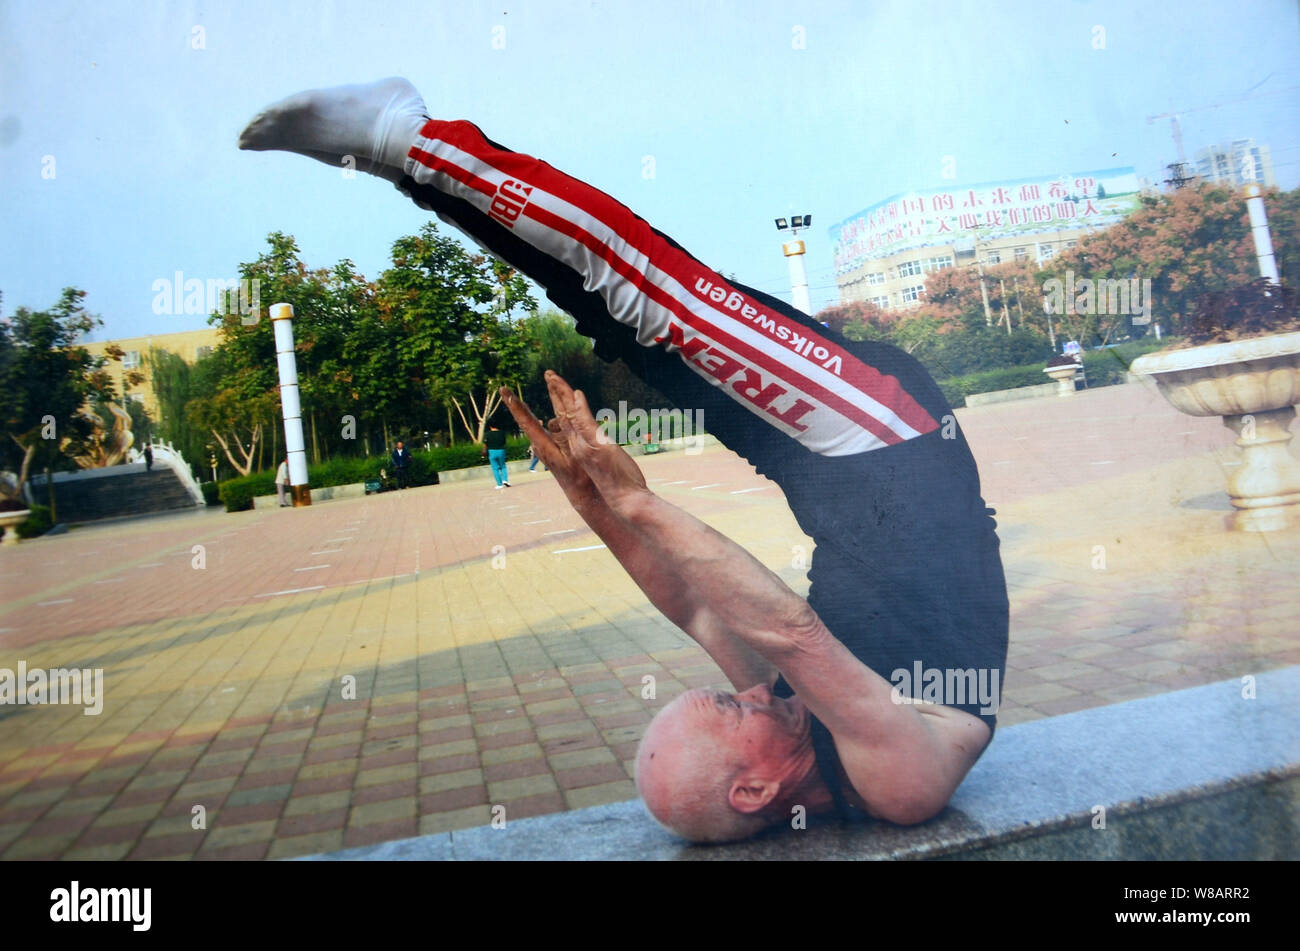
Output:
[
  {"xmin": 147, "ymin": 346, "xmax": 211, "ymax": 477},
  {"xmin": 1266, "ymin": 187, "xmax": 1300, "ymax": 284},
  {"xmin": 0, "ymin": 288, "xmax": 129, "ymax": 505},
  {"xmin": 1046, "ymin": 182, "xmax": 1296, "ymax": 341},
  {"xmin": 374, "ymin": 222, "xmax": 536, "ymax": 444},
  {"xmin": 185, "ymin": 345, "xmax": 276, "ymax": 477},
  {"xmin": 816, "ymin": 299, "xmax": 896, "ymax": 336},
  {"xmin": 515, "ymin": 308, "xmax": 603, "ymax": 420},
  {"xmin": 189, "ymin": 232, "xmax": 359, "ymax": 471},
  {"xmin": 124, "ymin": 399, "xmax": 153, "ymax": 446}
]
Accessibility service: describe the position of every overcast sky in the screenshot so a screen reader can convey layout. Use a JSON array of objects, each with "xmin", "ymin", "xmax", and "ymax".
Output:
[{"xmin": 3, "ymin": 0, "xmax": 1298, "ymax": 340}]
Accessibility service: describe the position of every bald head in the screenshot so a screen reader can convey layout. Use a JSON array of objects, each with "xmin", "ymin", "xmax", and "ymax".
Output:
[{"xmin": 634, "ymin": 690, "xmax": 779, "ymax": 843}]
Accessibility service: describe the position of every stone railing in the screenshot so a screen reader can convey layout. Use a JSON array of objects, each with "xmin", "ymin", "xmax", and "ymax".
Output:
[
  {"xmin": 294, "ymin": 666, "xmax": 1299, "ymax": 861},
  {"xmin": 141, "ymin": 441, "xmax": 205, "ymax": 506}
]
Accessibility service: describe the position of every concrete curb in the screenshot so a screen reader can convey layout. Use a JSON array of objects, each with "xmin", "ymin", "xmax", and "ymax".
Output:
[{"xmin": 294, "ymin": 666, "xmax": 1299, "ymax": 861}]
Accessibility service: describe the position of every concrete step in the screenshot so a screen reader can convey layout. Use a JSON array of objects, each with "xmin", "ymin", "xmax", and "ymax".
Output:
[{"xmin": 30, "ymin": 467, "xmax": 199, "ymax": 524}]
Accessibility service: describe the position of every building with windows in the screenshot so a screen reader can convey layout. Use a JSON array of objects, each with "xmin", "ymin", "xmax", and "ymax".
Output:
[
  {"xmin": 830, "ymin": 168, "xmax": 1142, "ymax": 311},
  {"xmin": 80, "ymin": 327, "xmax": 221, "ymax": 421},
  {"xmin": 1193, "ymin": 138, "xmax": 1276, "ymax": 188}
]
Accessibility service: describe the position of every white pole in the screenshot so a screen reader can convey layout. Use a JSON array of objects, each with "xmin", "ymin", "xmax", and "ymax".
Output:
[
  {"xmin": 1243, "ymin": 184, "xmax": 1280, "ymax": 284},
  {"xmin": 270, "ymin": 302, "xmax": 311, "ymax": 506},
  {"xmin": 783, "ymin": 238, "xmax": 811, "ymax": 314}
]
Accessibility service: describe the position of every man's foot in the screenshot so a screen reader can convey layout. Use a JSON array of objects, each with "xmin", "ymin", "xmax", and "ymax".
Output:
[
  {"xmin": 238, "ymin": 77, "xmax": 427, "ymax": 183},
  {"xmin": 503, "ymin": 482, "xmax": 511, "ymax": 488}
]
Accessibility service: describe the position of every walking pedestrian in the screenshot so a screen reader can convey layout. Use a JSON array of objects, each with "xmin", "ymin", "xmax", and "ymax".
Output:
[
  {"xmin": 275, "ymin": 456, "xmax": 290, "ymax": 507},
  {"xmin": 391, "ymin": 440, "xmax": 412, "ymax": 489},
  {"xmin": 484, "ymin": 424, "xmax": 509, "ymax": 488}
]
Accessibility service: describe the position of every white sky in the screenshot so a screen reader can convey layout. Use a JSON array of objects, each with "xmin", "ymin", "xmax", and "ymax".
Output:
[{"xmin": 2, "ymin": 0, "xmax": 1298, "ymax": 339}]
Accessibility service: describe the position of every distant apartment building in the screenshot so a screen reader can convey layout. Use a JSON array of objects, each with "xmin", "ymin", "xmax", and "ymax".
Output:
[
  {"xmin": 81, "ymin": 327, "xmax": 221, "ymax": 421},
  {"xmin": 829, "ymin": 168, "xmax": 1143, "ymax": 311},
  {"xmin": 1193, "ymin": 138, "xmax": 1276, "ymax": 188}
]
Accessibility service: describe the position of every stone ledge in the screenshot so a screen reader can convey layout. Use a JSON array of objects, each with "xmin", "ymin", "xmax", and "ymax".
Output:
[
  {"xmin": 434, "ymin": 436, "xmax": 721, "ymax": 483},
  {"xmin": 252, "ymin": 482, "xmax": 368, "ymax": 508},
  {"xmin": 293, "ymin": 666, "xmax": 1299, "ymax": 861},
  {"xmin": 964, "ymin": 382, "xmax": 1060, "ymax": 408}
]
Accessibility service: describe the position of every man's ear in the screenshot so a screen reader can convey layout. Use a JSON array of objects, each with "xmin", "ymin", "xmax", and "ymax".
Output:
[{"xmin": 728, "ymin": 776, "xmax": 781, "ymax": 815}]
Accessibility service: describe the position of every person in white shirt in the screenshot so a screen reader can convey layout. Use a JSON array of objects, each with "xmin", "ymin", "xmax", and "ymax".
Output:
[{"xmin": 275, "ymin": 457, "xmax": 290, "ymax": 507}]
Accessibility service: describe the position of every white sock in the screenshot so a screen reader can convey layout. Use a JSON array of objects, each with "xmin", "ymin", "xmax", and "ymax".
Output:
[{"xmin": 239, "ymin": 77, "xmax": 428, "ymax": 183}]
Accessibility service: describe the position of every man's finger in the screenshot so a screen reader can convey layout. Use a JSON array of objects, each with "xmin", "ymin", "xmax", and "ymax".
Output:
[
  {"xmin": 547, "ymin": 375, "xmax": 583, "ymax": 446},
  {"xmin": 547, "ymin": 418, "xmax": 572, "ymax": 454},
  {"xmin": 567, "ymin": 388, "xmax": 613, "ymax": 446},
  {"xmin": 547, "ymin": 373, "xmax": 602, "ymax": 448},
  {"xmin": 500, "ymin": 387, "xmax": 548, "ymax": 444},
  {"xmin": 545, "ymin": 370, "xmax": 577, "ymax": 421},
  {"xmin": 501, "ymin": 387, "xmax": 570, "ymax": 472}
]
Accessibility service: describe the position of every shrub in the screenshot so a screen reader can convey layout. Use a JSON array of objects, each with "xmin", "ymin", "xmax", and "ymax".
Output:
[
  {"xmin": 937, "ymin": 365, "xmax": 1047, "ymax": 406},
  {"xmin": 935, "ymin": 337, "xmax": 1181, "ymax": 405},
  {"xmin": 426, "ymin": 443, "xmax": 485, "ymax": 473},
  {"xmin": 16, "ymin": 504, "xmax": 53, "ymax": 539},
  {"xmin": 1080, "ymin": 338, "xmax": 1181, "ymax": 386},
  {"xmin": 200, "ymin": 481, "xmax": 220, "ymax": 506},
  {"xmin": 921, "ymin": 328, "xmax": 1056, "ymax": 378},
  {"xmin": 215, "ymin": 437, "xmax": 533, "ymax": 510},
  {"xmin": 218, "ymin": 471, "xmax": 275, "ymax": 512},
  {"xmin": 1182, "ymin": 279, "xmax": 1300, "ymax": 345},
  {"xmin": 310, "ymin": 456, "xmax": 376, "ymax": 488}
]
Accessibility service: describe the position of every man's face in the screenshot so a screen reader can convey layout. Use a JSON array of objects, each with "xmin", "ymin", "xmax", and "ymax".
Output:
[
  {"xmin": 396, "ymin": 442, "xmax": 403, "ymax": 449},
  {"xmin": 635, "ymin": 683, "xmax": 815, "ymax": 840},
  {"xmin": 682, "ymin": 683, "xmax": 809, "ymax": 769}
]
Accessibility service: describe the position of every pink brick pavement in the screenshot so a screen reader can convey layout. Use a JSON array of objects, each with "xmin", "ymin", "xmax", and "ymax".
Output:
[{"xmin": 0, "ymin": 380, "xmax": 1295, "ymax": 860}]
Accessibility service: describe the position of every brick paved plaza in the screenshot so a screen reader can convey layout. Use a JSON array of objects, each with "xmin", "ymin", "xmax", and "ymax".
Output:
[{"xmin": 1, "ymin": 380, "xmax": 1297, "ymax": 860}]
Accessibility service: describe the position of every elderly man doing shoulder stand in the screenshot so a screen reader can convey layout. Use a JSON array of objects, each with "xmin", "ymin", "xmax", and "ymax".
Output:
[{"xmin": 240, "ymin": 77, "xmax": 1009, "ymax": 842}]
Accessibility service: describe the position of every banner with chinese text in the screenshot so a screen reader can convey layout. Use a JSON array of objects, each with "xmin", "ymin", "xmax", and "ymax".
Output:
[{"xmin": 830, "ymin": 168, "xmax": 1141, "ymax": 274}]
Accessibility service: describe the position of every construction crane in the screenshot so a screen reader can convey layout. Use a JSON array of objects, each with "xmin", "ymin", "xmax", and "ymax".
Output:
[
  {"xmin": 1147, "ymin": 85, "xmax": 1300, "ymax": 167},
  {"xmin": 1148, "ymin": 110, "xmax": 1190, "ymax": 167}
]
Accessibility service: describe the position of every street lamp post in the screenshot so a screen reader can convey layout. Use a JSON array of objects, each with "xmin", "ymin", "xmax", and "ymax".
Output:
[
  {"xmin": 271, "ymin": 302, "xmax": 312, "ymax": 506},
  {"xmin": 971, "ymin": 238, "xmax": 993, "ymax": 327},
  {"xmin": 1242, "ymin": 183, "xmax": 1280, "ymax": 284},
  {"xmin": 774, "ymin": 215, "xmax": 813, "ymax": 315}
]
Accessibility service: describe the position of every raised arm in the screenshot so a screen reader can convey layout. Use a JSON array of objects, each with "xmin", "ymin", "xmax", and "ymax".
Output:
[
  {"xmin": 527, "ymin": 372, "xmax": 993, "ymax": 824},
  {"xmin": 501, "ymin": 384, "xmax": 774, "ymax": 691}
]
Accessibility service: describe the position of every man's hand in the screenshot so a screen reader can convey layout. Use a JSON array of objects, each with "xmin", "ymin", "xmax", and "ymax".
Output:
[
  {"xmin": 544, "ymin": 371, "xmax": 648, "ymax": 507},
  {"xmin": 499, "ymin": 377, "xmax": 601, "ymax": 518},
  {"xmin": 499, "ymin": 371, "xmax": 647, "ymax": 513},
  {"xmin": 501, "ymin": 372, "xmax": 777, "ymax": 693}
]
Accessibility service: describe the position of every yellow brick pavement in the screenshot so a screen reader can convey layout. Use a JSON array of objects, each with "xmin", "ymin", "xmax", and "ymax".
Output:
[{"xmin": 0, "ymin": 382, "xmax": 1296, "ymax": 859}]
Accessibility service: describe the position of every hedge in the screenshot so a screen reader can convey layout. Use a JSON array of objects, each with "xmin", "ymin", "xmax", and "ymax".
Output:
[
  {"xmin": 1078, "ymin": 339, "xmax": 1178, "ymax": 386},
  {"xmin": 936, "ymin": 338, "xmax": 1180, "ymax": 407},
  {"xmin": 218, "ymin": 437, "xmax": 531, "ymax": 512},
  {"xmin": 16, "ymin": 504, "xmax": 53, "ymax": 539},
  {"xmin": 937, "ymin": 365, "xmax": 1046, "ymax": 406}
]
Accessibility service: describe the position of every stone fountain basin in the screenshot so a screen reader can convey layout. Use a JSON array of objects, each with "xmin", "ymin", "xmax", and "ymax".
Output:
[
  {"xmin": 1130, "ymin": 331, "xmax": 1300, "ymax": 532},
  {"xmin": 0, "ymin": 508, "xmax": 31, "ymax": 545},
  {"xmin": 1129, "ymin": 331, "xmax": 1300, "ymax": 415}
]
